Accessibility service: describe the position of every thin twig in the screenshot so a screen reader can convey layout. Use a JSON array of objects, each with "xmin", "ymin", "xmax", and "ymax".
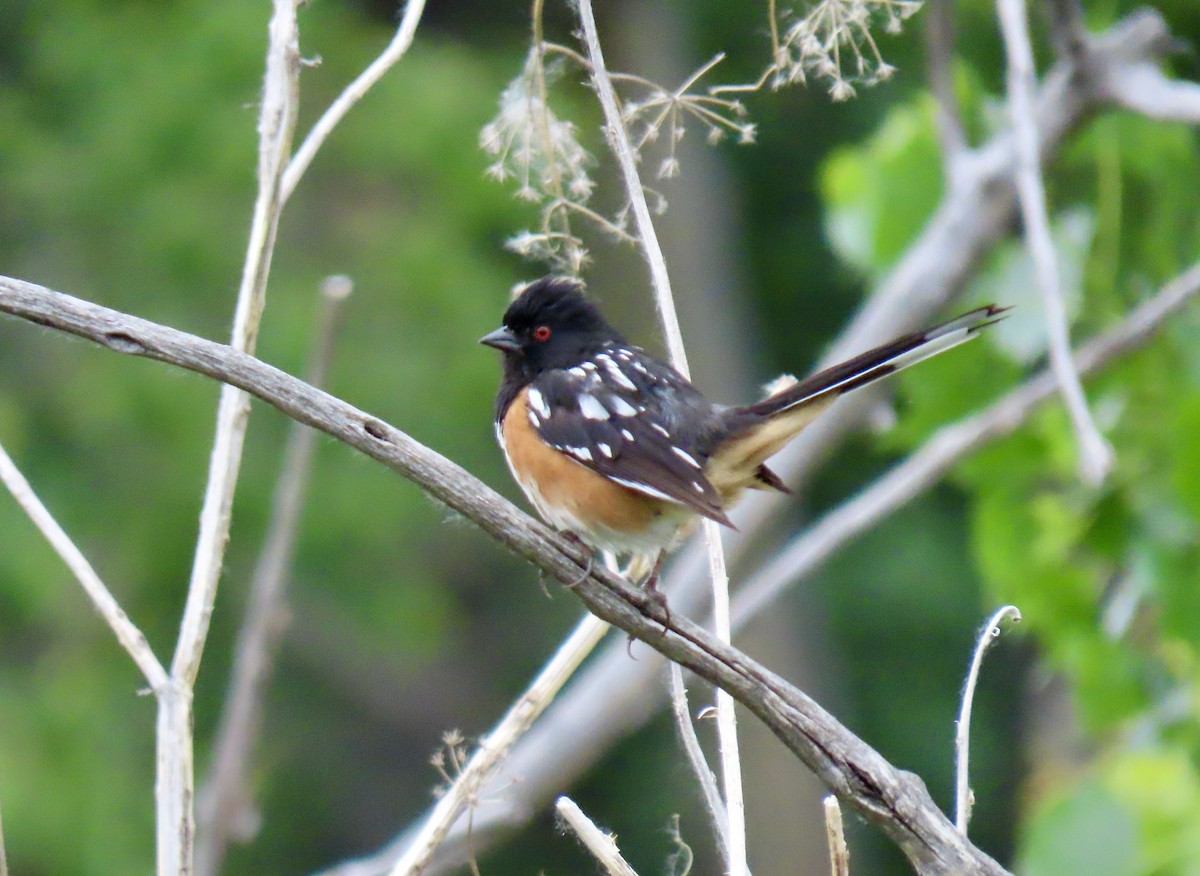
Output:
[
  {"xmin": 733, "ymin": 259, "xmax": 1200, "ymax": 625},
  {"xmin": 161, "ymin": 4, "xmax": 300, "ymax": 874},
  {"xmin": 556, "ymin": 797, "xmax": 641, "ymax": 876},
  {"xmin": 955, "ymin": 605, "xmax": 1021, "ymax": 833},
  {"xmin": 997, "ymin": 0, "xmax": 1114, "ymax": 485},
  {"xmin": 823, "ymin": 796, "xmax": 850, "ymax": 876},
  {"xmin": 281, "ymin": 0, "xmax": 428, "ymax": 202},
  {"xmin": 386, "ymin": 613, "xmax": 610, "ymax": 876},
  {"xmin": 195, "ymin": 276, "xmax": 354, "ymax": 876},
  {"xmin": 0, "ymin": 441, "xmax": 168, "ymax": 690},
  {"xmin": 573, "ymin": 5, "xmax": 748, "ymax": 872},
  {"xmin": 668, "ymin": 664, "xmax": 730, "ymax": 865}
]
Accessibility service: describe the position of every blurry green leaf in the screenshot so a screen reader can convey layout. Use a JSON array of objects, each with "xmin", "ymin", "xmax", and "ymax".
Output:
[
  {"xmin": 1020, "ymin": 778, "xmax": 1138, "ymax": 876},
  {"xmin": 821, "ymin": 95, "xmax": 942, "ymax": 275},
  {"xmin": 1106, "ymin": 749, "xmax": 1200, "ymax": 872}
]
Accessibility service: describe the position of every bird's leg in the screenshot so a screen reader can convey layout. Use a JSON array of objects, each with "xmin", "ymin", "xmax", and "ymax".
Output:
[
  {"xmin": 639, "ymin": 550, "xmax": 670, "ymax": 626},
  {"xmin": 557, "ymin": 531, "xmax": 594, "ymax": 588}
]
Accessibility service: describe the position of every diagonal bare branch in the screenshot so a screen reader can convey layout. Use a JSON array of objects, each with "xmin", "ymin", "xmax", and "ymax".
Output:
[
  {"xmin": 556, "ymin": 797, "xmax": 642, "ymax": 876},
  {"xmin": 0, "ymin": 442, "xmax": 168, "ymax": 690}
]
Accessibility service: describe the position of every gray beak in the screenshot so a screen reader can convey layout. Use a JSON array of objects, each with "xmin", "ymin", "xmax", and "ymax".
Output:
[{"xmin": 479, "ymin": 326, "xmax": 521, "ymax": 352}]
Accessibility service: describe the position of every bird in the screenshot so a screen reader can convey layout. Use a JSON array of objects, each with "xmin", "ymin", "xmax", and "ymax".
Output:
[{"xmin": 481, "ymin": 276, "xmax": 1004, "ymax": 593}]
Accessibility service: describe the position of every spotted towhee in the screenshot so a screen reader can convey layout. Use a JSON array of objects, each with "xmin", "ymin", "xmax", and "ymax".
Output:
[{"xmin": 481, "ymin": 277, "xmax": 1003, "ymax": 588}]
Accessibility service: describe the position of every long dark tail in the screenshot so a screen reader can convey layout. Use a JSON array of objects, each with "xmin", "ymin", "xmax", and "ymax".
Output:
[
  {"xmin": 705, "ymin": 304, "xmax": 1007, "ymax": 499},
  {"xmin": 739, "ymin": 304, "xmax": 1008, "ymax": 419}
]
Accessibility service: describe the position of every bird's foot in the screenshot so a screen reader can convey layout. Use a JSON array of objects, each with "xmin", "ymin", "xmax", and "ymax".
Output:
[{"xmin": 559, "ymin": 531, "xmax": 594, "ymax": 588}]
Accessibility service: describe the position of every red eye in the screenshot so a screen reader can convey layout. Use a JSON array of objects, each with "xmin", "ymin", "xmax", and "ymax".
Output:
[{"xmin": 533, "ymin": 325, "xmax": 552, "ymax": 342}]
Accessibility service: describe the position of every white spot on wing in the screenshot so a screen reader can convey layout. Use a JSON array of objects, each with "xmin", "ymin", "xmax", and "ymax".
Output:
[
  {"xmin": 597, "ymin": 442, "xmax": 613, "ymax": 458},
  {"xmin": 608, "ymin": 395, "xmax": 638, "ymax": 417},
  {"xmin": 569, "ymin": 445, "xmax": 593, "ymax": 462},
  {"xmin": 579, "ymin": 394, "xmax": 609, "ymax": 421},
  {"xmin": 527, "ymin": 387, "xmax": 550, "ymax": 418},
  {"xmin": 609, "ymin": 476, "xmax": 680, "ymax": 505},
  {"xmin": 671, "ymin": 446, "xmax": 702, "ymax": 469},
  {"xmin": 651, "ymin": 423, "xmax": 670, "ymax": 438},
  {"xmin": 602, "ymin": 359, "xmax": 637, "ymax": 391},
  {"xmin": 621, "ymin": 428, "xmax": 634, "ymax": 441}
]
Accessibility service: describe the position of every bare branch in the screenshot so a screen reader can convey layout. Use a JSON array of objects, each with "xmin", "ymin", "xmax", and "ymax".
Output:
[
  {"xmin": 823, "ymin": 796, "xmax": 850, "ymax": 876},
  {"xmin": 282, "ymin": 0, "xmax": 428, "ymax": 202},
  {"xmin": 0, "ymin": 274, "xmax": 1010, "ymax": 875},
  {"xmin": 556, "ymin": 797, "xmax": 641, "ymax": 876},
  {"xmin": 0, "ymin": 441, "xmax": 168, "ymax": 690},
  {"xmin": 195, "ymin": 276, "xmax": 353, "ymax": 876},
  {"xmin": 173, "ymin": 0, "xmax": 300, "ymax": 691},
  {"xmin": 668, "ymin": 663, "xmax": 730, "ymax": 865},
  {"xmin": 955, "ymin": 606, "xmax": 1021, "ymax": 833},
  {"xmin": 997, "ymin": 0, "xmax": 1114, "ymax": 485},
  {"xmin": 1045, "ymin": 0, "xmax": 1089, "ymax": 62},
  {"xmin": 1103, "ymin": 62, "xmax": 1200, "ymax": 124},
  {"xmin": 574, "ymin": 4, "xmax": 747, "ymax": 872}
]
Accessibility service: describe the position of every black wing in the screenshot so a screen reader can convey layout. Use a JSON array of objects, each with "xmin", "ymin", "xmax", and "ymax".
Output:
[{"xmin": 525, "ymin": 345, "xmax": 733, "ymax": 526}]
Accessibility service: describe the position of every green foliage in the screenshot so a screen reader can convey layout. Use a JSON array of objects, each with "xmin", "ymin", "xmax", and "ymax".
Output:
[{"xmin": 821, "ymin": 94, "xmax": 943, "ymax": 276}]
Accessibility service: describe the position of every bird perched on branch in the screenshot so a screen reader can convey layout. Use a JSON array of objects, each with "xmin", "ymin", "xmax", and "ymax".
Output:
[{"xmin": 481, "ymin": 276, "xmax": 1004, "ymax": 592}]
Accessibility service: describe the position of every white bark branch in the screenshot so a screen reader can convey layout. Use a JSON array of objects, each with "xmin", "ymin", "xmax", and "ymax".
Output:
[
  {"xmin": 574, "ymin": 4, "xmax": 747, "ymax": 870},
  {"xmin": 1103, "ymin": 61, "xmax": 1200, "ymax": 124},
  {"xmin": 0, "ymin": 441, "xmax": 168, "ymax": 690},
  {"xmin": 823, "ymin": 796, "xmax": 850, "ymax": 876},
  {"xmin": 382, "ymin": 615, "xmax": 610, "ymax": 876},
  {"xmin": 0, "ymin": 798, "xmax": 7, "ymax": 876},
  {"xmin": 997, "ymin": 0, "xmax": 1114, "ymax": 485},
  {"xmin": 954, "ymin": 605, "xmax": 1021, "ymax": 833},
  {"xmin": 556, "ymin": 797, "xmax": 641, "ymax": 876},
  {"xmin": 163, "ymin": 4, "xmax": 299, "ymax": 874}
]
